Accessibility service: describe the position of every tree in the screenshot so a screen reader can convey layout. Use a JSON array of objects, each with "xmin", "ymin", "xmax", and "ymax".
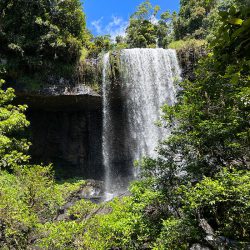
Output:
[
  {"xmin": 0, "ymin": 165, "xmax": 63, "ymax": 249},
  {"xmin": 88, "ymin": 35, "xmax": 113, "ymax": 58},
  {"xmin": 144, "ymin": 1, "xmax": 250, "ymax": 184},
  {"xmin": 126, "ymin": 0, "xmax": 159, "ymax": 48},
  {"xmin": 136, "ymin": 1, "xmax": 250, "ymax": 248},
  {"xmin": 114, "ymin": 35, "xmax": 128, "ymax": 50},
  {"xmin": 0, "ymin": 80, "xmax": 90, "ymax": 248},
  {"xmin": 173, "ymin": 0, "xmax": 215, "ymax": 40},
  {"xmin": 126, "ymin": 0, "xmax": 175, "ymax": 48},
  {"xmin": 173, "ymin": 0, "xmax": 238, "ymax": 40},
  {"xmin": 0, "ymin": 79, "xmax": 30, "ymax": 169},
  {"xmin": 0, "ymin": 0, "xmax": 89, "ymax": 83},
  {"xmin": 156, "ymin": 11, "xmax": 174, "ymax": 48}
]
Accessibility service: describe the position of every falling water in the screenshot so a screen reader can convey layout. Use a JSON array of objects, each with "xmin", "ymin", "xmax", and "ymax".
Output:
[
  {"xmin": 102, "ymin": 48, "xmax": 181, "ymax": 197},
  {"xmin": 102, "ymin": 53, "xmax": 114, "ymax": 199}
]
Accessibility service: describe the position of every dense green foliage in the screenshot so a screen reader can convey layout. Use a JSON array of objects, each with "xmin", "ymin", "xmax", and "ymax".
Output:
[
  {"xmin": 0, "ymin": 0, "xmax": 89, "ymax": 87},
  {"xmin": 126, "ymin": 0, "xmax": 175, "ymax": 48},
  {"xmin": 0, "ymin": 0, "xmax": 249, "ymax": 249},
  {"xmin": 0, "ymin": 0, "xmax": 87, "ymax": 61},
  {"xmin": 174, "ymin": 0, "xmax": 218, "ymax": 40},
  {"xmin": 0, "ymin": 79, "xmax": 30, "ymax": 169},
  {"xmin": 173, "ymin": 0, "xmax": 237, "ymax": 40},
  {"xmin": 135, "ymin": 1, "xmax": 250, "ymax": 248},
  {"xmin": 0, "ymin": 164, "xmax": 90, "ymax": 249},
  {"xmin": 68, "ymin": 1, "xmax": 249, "ymax": 249},
  {"xmin": 0, "ymin": 80, "xmax": 88, "ymax": 249}
]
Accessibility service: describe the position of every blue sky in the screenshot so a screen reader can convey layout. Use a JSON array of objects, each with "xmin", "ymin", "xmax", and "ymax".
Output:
[{"xmin": 82, "ymin": 0, "xmax": 180, "ymax": 38}]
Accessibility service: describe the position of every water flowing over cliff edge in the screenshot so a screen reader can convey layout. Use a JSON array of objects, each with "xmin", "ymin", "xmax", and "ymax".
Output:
[
  {"xmin": 15, "ymin": 49, "xmax": 182, "ymax": 195},
  {"xmin": 102, "ymin": 49, "xmax": 181, "ymax": 197}
]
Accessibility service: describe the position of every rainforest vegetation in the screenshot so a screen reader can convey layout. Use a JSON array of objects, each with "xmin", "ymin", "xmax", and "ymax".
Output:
[{"xmin": 0, "ymin": 0, "xmax": 250, "ymax": 249}]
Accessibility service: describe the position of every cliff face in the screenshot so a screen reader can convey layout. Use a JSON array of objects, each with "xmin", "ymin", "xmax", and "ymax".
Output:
[
  {"xmin": 15, "ymin": 85, "xmax": 104, "ymax": 180},
  {"xmin": 176, "ymin": 45, "xmax": 207, "ymax": 81},
  {"xmin": 13, "ymin": 48, "xmax": 205, "ymax": 181}
]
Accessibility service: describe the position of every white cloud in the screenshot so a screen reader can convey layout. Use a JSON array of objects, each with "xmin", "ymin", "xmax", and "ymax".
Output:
[
  {"xmin": 91, "ymin": 17, "xmax": 103, "ymax": 34},
  {"xmin": 91, "ymin": 16, "xmax": 128, "ymax": 40}
]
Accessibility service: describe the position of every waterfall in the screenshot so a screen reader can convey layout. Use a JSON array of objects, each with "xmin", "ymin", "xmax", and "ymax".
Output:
[
  {"xmin": 102, "ymin": 53, "xmax": 113, "ymax": 197},
  {"xmin": 102, "ymin": 48, "xmax": 181, "ymax": 197}
]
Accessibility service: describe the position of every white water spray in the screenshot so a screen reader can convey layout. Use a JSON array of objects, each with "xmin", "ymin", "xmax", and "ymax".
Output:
[{"xmin": 102, "ymin": 48, "xmax": 181, "ymax": 197}]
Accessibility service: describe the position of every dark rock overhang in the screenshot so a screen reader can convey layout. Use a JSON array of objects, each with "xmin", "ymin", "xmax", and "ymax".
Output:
[{"xmin": 14, "ymin": 84, "xmax": 102, "ymax": 111}]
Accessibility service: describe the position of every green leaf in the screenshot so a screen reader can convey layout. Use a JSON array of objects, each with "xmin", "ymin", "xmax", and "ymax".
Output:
[
  {"xmin": 219, "ymin": 11, "xmax": 229, "ymax": 19},
  {"xmin": 228, "ymin": 18, "xmax": 243, "ymax": 26}
]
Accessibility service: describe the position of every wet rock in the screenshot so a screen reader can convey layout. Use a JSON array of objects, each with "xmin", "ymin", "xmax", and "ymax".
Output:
[
  {"xmin": 13, "ymin": 82, "xmax": 103, "ymax": 180},
  {"xmin": 177, "ymin": 46, "xmax": 207, "ymax": 81},
  {"xmin": 56, "ymin": 179, "xmax": 105, "ymax": 221},
  {"xmin": 78, "ymin": 179, "xmax": 104, "ymax": 200},
  {"xmin": 190, "ymin": 244, "xmax": 211, "ymax": 250}
]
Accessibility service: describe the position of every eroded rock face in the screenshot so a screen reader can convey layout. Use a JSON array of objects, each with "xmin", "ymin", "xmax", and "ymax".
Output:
[
  {"xmin": 12, "ymin": 47, "xmax": 206, "ymax": 181},
  {"xmin": 15, "ymin": 84, "xmax": 101, "ymax": 111},
  {"xmin": 27, "ymin": 109, "xmax": 103, "ymax": 179},
  {"xmin": 177, "ymin": 46, "xmax": 207, "ymax": 81},
  {"xmin": 15, "ymin": 84, "xmax": 104, "ymax": 180},
  {"xmin": 56, "ymin": 179, "xmax": 105, "ymax": 221}
]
